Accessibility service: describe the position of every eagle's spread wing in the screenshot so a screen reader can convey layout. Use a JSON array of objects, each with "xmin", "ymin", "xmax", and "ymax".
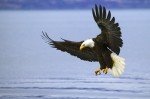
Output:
[
  {"xmin": 42, "ymin": 32, "xmax": 98, "ymax": 62},
  {"xmin": 92, "ymin": 5, "xmax": 123, "ymax": 54}
]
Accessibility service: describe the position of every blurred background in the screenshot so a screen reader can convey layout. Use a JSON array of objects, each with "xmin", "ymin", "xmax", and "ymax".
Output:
[{"xmin": 0, "ymin": 0, "xmax": 150, "ymax": 99}]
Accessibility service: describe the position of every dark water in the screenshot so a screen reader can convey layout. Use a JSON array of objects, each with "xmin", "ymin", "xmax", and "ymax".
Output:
[{"xmin": 0, "ymin": 10, "xmax": 150, "ymax": 99}]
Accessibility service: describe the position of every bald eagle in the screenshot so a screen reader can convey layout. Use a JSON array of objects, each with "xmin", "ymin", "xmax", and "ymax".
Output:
[{"xmin": 42, "ymin": 5, "xmax": 125, "ymax": 77}]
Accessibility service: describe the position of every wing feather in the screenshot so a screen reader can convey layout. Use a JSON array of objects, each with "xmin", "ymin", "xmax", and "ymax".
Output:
[
  {"xmin": 92, "ymin": 5, "xmax": 123, "ymax": 54},
  {"xmin": 42, "ymin": 32, "xmax": 98, "ymax": 62},
  {"xmin": 107, "ymin": 11, "xmax": 111, "ymax": 20}
]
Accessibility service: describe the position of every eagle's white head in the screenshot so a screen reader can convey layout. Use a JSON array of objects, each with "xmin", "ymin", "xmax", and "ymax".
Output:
[{"xmin": 80, "ymin": 39, "xmax": 95, "ymax": 50}]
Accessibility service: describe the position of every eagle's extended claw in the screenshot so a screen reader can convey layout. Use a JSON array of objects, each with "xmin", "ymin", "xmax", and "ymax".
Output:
[
  {"xmin": 102, "ymin": 67, "xmax": 108, "ymax": 74},
  {"xmin": 95, "ymin": 68, "xmax": 101, "ymax": 76}
]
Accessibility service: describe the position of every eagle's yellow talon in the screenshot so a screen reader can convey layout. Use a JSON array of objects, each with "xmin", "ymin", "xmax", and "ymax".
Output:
[
  {"xmin": 95, "ymin": 68, "xmax": 101, "ymax": 76},
  {"xmin": 102, "ymin": 67, "xmax": 108, "ymax": 74}
]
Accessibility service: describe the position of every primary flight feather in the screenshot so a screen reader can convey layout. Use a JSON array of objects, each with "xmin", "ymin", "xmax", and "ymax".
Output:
[{"xmin": 42, "ymin": 5, "xmax": 125, "ymax": 77}]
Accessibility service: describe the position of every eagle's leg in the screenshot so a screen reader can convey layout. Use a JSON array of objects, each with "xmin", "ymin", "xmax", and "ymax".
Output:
[
  {"xmin": 95, "ymin": 68, "xmax": 101, "ymax": 76},
  {"xmin": 102, "ymin": 67, "xmax": 108, "ymax": 74}
]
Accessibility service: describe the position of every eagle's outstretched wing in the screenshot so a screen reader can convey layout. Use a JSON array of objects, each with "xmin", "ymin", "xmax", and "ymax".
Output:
[
  {"xmin": 92, "ymin": 5, "xmax": 123, "ymax": 54},
  {"xmin": 42, "ymin": 32, "xmax": 98, "ymax": 62}
]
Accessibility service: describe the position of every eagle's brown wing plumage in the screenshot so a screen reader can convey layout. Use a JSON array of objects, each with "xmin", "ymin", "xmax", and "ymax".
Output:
[
  {"xmin": 42, "ymin": 32, "xmax": 98, "ymax": 62},
  {"xmin": 92, "ymin": 5, "xmax": 123, "ymax": 54}
]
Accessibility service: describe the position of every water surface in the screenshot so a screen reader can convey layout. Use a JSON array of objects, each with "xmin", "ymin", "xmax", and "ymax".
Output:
[{"xmin": 0, "ymin": 10, "xmax": 150, "ymax": 99}]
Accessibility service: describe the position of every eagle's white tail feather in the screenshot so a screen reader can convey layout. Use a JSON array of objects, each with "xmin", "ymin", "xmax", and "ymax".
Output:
[{"xmin": 110, "ymin": 53, "xmax": 125, "ymax": 77}]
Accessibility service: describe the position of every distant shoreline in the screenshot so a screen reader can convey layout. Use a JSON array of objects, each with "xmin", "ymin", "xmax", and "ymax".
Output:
[
  {"xmin": 0, "ymin": 0, "xmax": 150, "ymax": 10},
  {"xmin": 0, "ymin": 8, "xmax": 150, "ymax": 11}
]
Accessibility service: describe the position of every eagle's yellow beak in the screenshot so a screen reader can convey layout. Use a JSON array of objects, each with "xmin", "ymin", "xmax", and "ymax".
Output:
[{"xmin": 80, "ymin": 45, "xmax": 85, "ymax": 51}]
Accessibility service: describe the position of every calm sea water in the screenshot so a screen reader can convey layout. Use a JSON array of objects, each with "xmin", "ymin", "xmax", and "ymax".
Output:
[{"xmin": 0, "ymin": 10, "xmax": 150, "ymax": 99}]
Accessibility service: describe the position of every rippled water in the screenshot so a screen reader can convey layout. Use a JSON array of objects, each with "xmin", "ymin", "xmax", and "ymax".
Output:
[
  {"xmin": 0, "ymin": 75, "xmax": 150, "ymax": 99},
  {"xmin": 0, "ymin": 10, "xmax": 150, "ymax": 99}
]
